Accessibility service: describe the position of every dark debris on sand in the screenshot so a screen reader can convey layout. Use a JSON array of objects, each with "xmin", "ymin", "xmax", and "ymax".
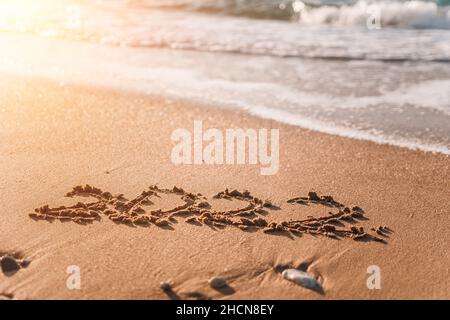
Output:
[{"xmin": 1, "ymin": 255, "xmax": 30, "ymax": 274}]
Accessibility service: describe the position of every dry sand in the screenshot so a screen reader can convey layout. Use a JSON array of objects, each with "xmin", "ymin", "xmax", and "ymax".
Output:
[{"xmin": 0, "ymin": 74, "xmax": 449, "ymax": 299}]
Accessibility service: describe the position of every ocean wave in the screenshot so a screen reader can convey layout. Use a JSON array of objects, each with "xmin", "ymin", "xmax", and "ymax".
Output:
[
  {"xmin": 243, "ymin": 104, "xmax": 450, "ymax": 155},
  {"xmin": 130, "ymin": 0, "xmax": 450, "ymax": 29},
  {"xmin": 298, "ymin": 0, "xmax": 450, "ymax": 29},
  {"xmin": 1, "ymin": 33, "xmax": 449, "ymax": 155},
  {"xmin": 0, "ymin": 0, "xmax": 450, "ymax": 62}
]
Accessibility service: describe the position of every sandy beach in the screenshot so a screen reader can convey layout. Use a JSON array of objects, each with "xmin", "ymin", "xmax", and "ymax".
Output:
[
  {"xmin": 1, "ymin": 74, "xmax": 449, "ymax": 300},
  {"xmin": 1, "ymin": 0, "xmax": 449, "ymax": 301}
]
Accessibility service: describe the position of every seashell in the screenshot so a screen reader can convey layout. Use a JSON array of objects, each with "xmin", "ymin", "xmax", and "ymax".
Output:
[{"xmin": 282, "ymin": 269, "xmax": 321, "ymax": 291}]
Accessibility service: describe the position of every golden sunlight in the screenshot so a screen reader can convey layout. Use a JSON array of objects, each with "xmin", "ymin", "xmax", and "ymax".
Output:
[{"xmin": 0, "ymin": 0, "xmax": 81, "ymax": 35}]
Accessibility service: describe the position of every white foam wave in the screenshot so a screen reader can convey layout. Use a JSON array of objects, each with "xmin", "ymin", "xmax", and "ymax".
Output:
[
  {"xmin": 299, "ymin": 1, "xmax": 450, "ymax": 29},
  {"xmin": 1, "ymin": 33, "xmax": 448, "ymax": 155},
  {"xmin": 243, "ymin": 103, "xmax": 450, "ymax": 155}
]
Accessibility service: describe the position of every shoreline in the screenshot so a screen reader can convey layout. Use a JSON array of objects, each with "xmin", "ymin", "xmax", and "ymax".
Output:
[
  {"xmin": 1, "ymin": 74, "xmax": 449, "ymax": 299},
  {"xmin": 1, "ymin": 33, "xmax": 449, "ymax": 155}
]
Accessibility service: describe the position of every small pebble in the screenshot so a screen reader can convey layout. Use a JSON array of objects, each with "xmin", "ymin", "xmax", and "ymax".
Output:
[
  {"xmin": 1, "ymin": 256, "xmax": 21, "ymax": 273},
  {"xmin": 208, "ymin": 276, "xmax": 227, "ymax": 289},
  {"xmin": 159, "ymin": 281, "xmax": 172, "ymax": 291},
  {"xmin": 20, "ymin": 259, "xmax": 32, "ymax": 268},
  {"xmin": 282, "ymin": 269, "xmax": 321, "ymax": 291}
]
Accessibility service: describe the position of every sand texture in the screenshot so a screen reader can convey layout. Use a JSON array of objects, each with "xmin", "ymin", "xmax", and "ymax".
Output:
[{"xmin": 0, "ymin": 75, "xmax": 449, "ymax": 299}]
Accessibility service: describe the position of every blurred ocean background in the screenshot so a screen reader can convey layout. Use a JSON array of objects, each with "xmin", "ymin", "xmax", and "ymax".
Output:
[{"xmin": 0, "ymin": 0, "xmax": 449, "ymax": 153}]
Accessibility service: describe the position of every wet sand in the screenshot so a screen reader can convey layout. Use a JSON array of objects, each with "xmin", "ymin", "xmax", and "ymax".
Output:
[{"xmin": 0, "ymin": 75, "xmax": 449, "ymax": 299}]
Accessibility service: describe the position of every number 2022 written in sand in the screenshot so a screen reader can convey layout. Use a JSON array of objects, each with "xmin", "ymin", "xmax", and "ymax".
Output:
[{"xmin": 29, "ymin": 184, "xmax": 391, "ymax": 243}]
